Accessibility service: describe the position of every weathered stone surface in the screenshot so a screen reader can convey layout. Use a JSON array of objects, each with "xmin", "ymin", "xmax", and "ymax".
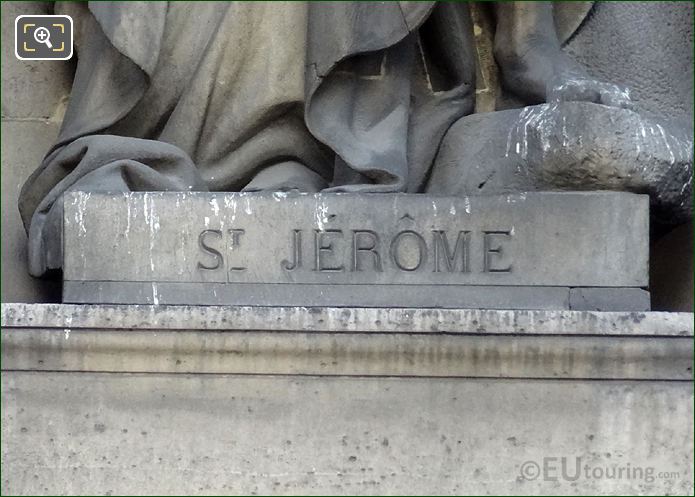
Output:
[
  {"xmin": 6, "ymin": 327, "xmax": 691, "ymax": 380},
  {"xmin": 428, "ymin": 101, "xmax": 693, "ymax": 224},
  {"xmin": 4, "ymin": 303, "xmax": 691, "ymax": 337},
  {"xmin": 2, "ymin": 303, "xmax": 692, "ymax": 494},
  {"xmin": 62, "ymin": 191, "xmax": 649, "ymax": 308},
  {"xmin": 1, "ymin": 2, "xmax": 72, "ymax": 304},
  {"xmin": 564, "ymin": 1, "xmax": 693, "ymax": 123},
  {"xmin": 65, "ymin": 281, "xmax": 574, "ymax": 309},
  {"xmin": 569, "ymin": 288, "xmax": 651, "ymax": 312},
  {"xmin": 0, "ymin": 1, "xmax": 73, "ymax": 120},
  {"xmin": 65, "ymin": 282, "xmax": 649, "ymax": 310},
  {"xmin": 2, "ymin": 304, "xmax": 692, "ymax": 380},
  {"xmin": 0, "ymin": 120, "xmax": 61, "ymax": 303},
  {"xmin": 2, "ymin": 372, "xmax": 692, "ymax": 495}
]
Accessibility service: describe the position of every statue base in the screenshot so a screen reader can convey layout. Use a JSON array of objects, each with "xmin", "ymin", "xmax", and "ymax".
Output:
[
  {"xmin": 2, "ymin": 303, "xmax": 692, "ymax": 494},
  {"xmin": 61, "ymin": 191, "xmax": 650, "ymax": 311}
]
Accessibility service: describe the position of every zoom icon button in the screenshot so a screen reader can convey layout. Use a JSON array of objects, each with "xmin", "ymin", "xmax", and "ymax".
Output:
[{"xmin": 15, "ymin": 15, "xmax": 73, "ymax": 61}]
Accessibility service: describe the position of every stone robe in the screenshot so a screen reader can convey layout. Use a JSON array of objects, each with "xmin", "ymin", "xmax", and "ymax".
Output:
[{"xmin": 19, "ymin": 1, "xmax": 590, "ymax": 275}]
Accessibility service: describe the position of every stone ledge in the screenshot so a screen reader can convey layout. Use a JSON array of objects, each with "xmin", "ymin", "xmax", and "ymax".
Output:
[
  {"xmin": 2, "ymin": 303, "xmax": 692, "ymax": 335},
  {"xmin": 2, "ymin": 304, "xmax": 692, "ymax": 380}
]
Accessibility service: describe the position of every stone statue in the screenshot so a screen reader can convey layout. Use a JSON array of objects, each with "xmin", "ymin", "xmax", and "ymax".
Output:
[{"xmin": 19, "ymin": 1, "xmax": 693, "ymax": 277}]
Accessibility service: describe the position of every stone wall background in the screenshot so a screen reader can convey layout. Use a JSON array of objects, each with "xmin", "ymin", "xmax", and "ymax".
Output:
[
  {"xmin": 1, "ymin": 1, "xmax": 692, "ymax": 309},
  {"xmin": 1, "ymin": 1, "xmax": 72, "ymax": 302}
]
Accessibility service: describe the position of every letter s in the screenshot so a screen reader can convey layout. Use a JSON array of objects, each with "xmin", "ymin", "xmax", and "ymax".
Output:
[{"xmin": 197, "ymin": 229, "xmax": 223, "ymax": 270}]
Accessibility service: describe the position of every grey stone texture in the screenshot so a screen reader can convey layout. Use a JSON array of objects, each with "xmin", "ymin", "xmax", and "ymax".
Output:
[
  {"xmin": 61, "ymin": 191, "xmax": 649, "ymax": 308},
  {"xmin": 4, "ymin": 318, "xmax": 689, "ymax": 380},
  {"xmin": 3, "ymin": 373, "xmax": 692, "ymax": 496},
  {"xmin": 64, "ymin": 282, "xmax": 577, "ymax": 310},
  {"xmin": 2, "ymin": 303, "xmax": 693, "ymax": 495},
  {"xmin": 428, "ymin": 101, "xmax": 693, "ymax": 224},
  {"xmin": 569, "ymin": 288, "xmax": 650, "ymax": 312},
  {"xmin": 1, "ymin": 121, "xmax": 61, "ymax": 303},
  {"xmin": 564, "ymin": 1, "xmax": 693, "ymax": 125},
  {"xmin": 0, "ymin": 2, "xmax": 73, "ymax": 120},
  {"xmin": 1, "ymin": 1, "xmax": 71, "ymax": 303},
  {"xmin": 3, "ymin": 304, "xmax": 691, "ymax": 380},
  {"xmin": 4, "ymin": 303, "xmax": 690, "ymax": 337}
]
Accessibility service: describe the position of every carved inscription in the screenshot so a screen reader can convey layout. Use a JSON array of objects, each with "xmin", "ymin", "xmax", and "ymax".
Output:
[
  {"xmin": 63, "ymin": 192, "xmax": 649, "ymax": 293},
  {"xmin": 197, "ymin": 228, "xmax": 513, "ymax": 275},
  {"xmin": 197, "ymin": 229, "xmax": 223, "ymax": 271}
]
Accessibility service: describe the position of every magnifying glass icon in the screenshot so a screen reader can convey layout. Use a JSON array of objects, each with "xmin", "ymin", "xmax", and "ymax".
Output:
[{"xmin": 33, "ymin": 27, "xmax": 53, "ymax": 49}]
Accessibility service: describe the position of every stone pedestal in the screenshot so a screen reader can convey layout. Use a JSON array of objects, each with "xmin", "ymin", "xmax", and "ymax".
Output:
[
  {"xmin": 62, "ymin": 191, "xmax": 650, "ymax": 310},
  {"xmin": 2, "ymin": 303, "xmax": 692, "ymax": 495}
]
